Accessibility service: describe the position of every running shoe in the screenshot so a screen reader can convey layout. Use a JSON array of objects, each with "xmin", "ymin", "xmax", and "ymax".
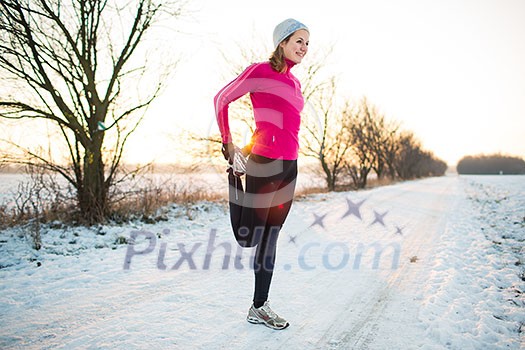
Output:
[{"xmin": 247, "ymin": 301, "xmax": 289, "ymax": 330}]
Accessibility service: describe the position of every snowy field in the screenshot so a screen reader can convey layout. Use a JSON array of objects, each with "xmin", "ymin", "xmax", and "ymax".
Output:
[{"xmin": 0, "ymin": 175, "xmax": 523, "ymax": 349}]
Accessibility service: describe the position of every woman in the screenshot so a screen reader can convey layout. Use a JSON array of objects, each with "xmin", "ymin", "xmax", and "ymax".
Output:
[{"xmin": 214, "ymin": 18, "xmax": 309, "ymax": 330}]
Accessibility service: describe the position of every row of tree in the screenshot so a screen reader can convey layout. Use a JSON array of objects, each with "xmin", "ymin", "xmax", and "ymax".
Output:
[
  {"xmin": 457, "ymin": 154, "xmax": 525, "ymax": 174},
  {"xmin": 300, "ymin": 83, "xmax": 446, "ymax": 190},
  {"xmin": 308, "ymin": 53, "xmax": 448, "ymax": 189}
]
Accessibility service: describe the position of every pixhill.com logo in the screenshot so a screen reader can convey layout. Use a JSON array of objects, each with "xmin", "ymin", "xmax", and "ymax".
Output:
[{"xmin": 123, "ymin": 195, "xmax": 404, "ymax": 272}]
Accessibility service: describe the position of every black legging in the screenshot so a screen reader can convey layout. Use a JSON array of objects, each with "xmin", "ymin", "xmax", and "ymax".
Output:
[{"xmin": 228, "ymin": 153, "xmax": 297, "ymax": 305}]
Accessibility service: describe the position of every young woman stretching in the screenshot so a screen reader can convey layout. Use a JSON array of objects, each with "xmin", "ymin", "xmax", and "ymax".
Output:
[{"xmin": 214, "ymin": 18, "xmax": 309, "ymax": 330}]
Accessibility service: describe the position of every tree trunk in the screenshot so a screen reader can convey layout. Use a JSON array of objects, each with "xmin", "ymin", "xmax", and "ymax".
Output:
[
  {"xmin": 78, "ymin": 145, "xmax": 108, "ymax": 224},
  {"xmin": 358, "ymin": 167, "xmax": 370, "ymax": 189},
  {"xmin": 374, "ymin": 162, "xmax": 385, "ymax": 180},
  {"xmin": 320, "ymin": 156, "xmax": 336, "ymax": 191},
  {"xmin": 327, "ymin": 176, "xmax": 335, "ymax": 192}
]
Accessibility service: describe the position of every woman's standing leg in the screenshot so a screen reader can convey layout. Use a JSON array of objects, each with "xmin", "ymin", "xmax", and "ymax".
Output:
[{"xmin": 252, "ymin": 159, "xmax": 297, "ymax": 307}]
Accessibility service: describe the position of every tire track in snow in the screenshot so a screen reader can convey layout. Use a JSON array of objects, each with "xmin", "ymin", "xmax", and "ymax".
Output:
[{"xmin": 315, "ymin": 178, "xmax": 457, "ymax": 349}]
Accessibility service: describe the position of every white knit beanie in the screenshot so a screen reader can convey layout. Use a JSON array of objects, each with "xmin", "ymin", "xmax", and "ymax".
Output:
[{"xmin": 273, "ymin": 18, "xmax": 309, "ymax": 49}]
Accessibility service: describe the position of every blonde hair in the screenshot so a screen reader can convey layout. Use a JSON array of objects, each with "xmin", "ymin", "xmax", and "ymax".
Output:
[{"xmin": 269, "ymin": 35, "xmax": 292, "ymax": 73}]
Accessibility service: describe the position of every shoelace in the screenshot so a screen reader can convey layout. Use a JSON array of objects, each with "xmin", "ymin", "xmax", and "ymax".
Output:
[
  {"xmin": 226, "ymin": 148, "xmax": 247, "ymax": 175},
  {"xmin": 234, "ymin": 176, "xmax": 238, "ymax": 201},
  {"xmin": 230, "ymin": 150, "xmax": 247, "ymax": 201},
  {"xmin": 233, "ymin": 152, "xmax": 247, "ymax": 175},
  {"xmin": 260, "ymin": 304, "xmax": 278, "ymax": 320}
]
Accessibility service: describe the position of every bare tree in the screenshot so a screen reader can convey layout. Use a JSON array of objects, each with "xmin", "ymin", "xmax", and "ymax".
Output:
[
  {"xmin": 415, "ymin": 151, "xmax": 447, "ymax": 177},
  {"xmin": 343, "ymin": 98, "xmax": 378, "ymax": 189},
  {"xmin": 301, "ymin": 79, "xmax": 354, "ymax": 191},
  {"xmin": 364, "ymin": 103, "xmax": 401, "ymax": 180},
  {"xmin": 379, "ymin": 125, "xmax": 402, "ymax": 180},
  {"xmin": 394, "ymin": 131, "xmax": 424, "ymax": 180},
  {"xmin": 0, "ymin": 0, "xmax": 183, "ymax": 223}
]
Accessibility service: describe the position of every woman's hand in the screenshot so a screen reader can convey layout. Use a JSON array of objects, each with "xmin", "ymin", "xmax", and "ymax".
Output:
[{"xmin": 222, "ymin": 142, "xmax": 236, "ymax": 164}]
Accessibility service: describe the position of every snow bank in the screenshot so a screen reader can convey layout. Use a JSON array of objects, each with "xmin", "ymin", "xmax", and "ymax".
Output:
[{"xmin": 0, "ymin": 175, "xmax": 523, "ymax": 349}]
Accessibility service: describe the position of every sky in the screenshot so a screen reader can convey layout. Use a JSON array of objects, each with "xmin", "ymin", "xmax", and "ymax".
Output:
[
  {"xmin": 122, "ymin": 0, "xmax": 525, "ymax": 167},
  {"xmin": 3, "ymin": 0, "xmax": 524, "ymax": 167}
]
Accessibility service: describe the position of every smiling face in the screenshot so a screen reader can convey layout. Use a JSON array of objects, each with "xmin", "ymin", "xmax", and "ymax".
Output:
[{"xmin": 280, "ymin": 29, "xmax": 309, "ymax": 64}]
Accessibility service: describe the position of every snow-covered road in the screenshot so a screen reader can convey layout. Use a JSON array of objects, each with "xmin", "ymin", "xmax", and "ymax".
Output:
[{"xmin": 1, "ymin": 175, "xmax": 523, "ymax": 349}]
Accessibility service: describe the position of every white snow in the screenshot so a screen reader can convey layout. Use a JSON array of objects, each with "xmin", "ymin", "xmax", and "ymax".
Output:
[{"xmin": 0, "ymin": 175, "xmax": 523, "ymax": 349}]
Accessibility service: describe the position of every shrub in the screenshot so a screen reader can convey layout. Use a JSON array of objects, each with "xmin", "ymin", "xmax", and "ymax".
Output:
[{"xmin": 457, "ymin": 154, "xmax": 525, "ymax": 175}]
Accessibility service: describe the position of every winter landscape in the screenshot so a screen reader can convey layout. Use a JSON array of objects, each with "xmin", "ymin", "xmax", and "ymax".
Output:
[
  {"xmin": 1, "ymin": 0, "xmax": 524, "ymax": 349},
  {"xmin": 1, "ymin": 174, "xmax": 523, "ymax": 349}
]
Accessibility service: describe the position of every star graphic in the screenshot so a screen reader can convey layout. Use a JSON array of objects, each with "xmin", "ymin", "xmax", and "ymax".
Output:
[
  {"xmin": 310, "ymin": 212, "xmax": 328, "ymax": 229},
  {"xmin": 341, "ymin": 198, "xmax": 366, "ymax": 220},
  {"xmin": 369, "ymin": 210, "xmax": 388, "ymax": 227},
  {"xmin": 288, "ymin": 235, "xmax": 298, "ymax": 245},
  {"xmin": 394, "ymin": 226, "xmax": 404, "ymax": 236}
]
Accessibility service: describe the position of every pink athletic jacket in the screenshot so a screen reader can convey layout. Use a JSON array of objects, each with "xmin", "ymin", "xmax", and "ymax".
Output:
[{"xmin": 214, "ymin": 59, "xmax": 304, "ymax": 160}]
